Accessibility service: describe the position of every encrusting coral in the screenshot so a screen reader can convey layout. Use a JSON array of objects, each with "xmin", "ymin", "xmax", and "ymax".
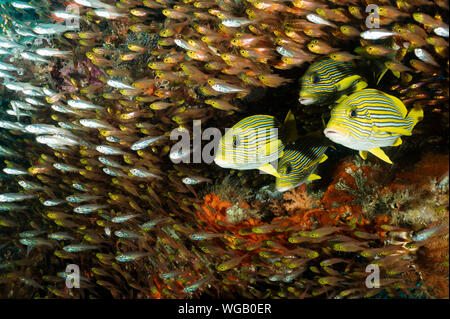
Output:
[
  {"xmin": 188, "ymin": 151, "xmax": 449, "ymax": 298},
  {"xmin": 0, "ymin": 0, "xmax": 448, "ymax": 299}
]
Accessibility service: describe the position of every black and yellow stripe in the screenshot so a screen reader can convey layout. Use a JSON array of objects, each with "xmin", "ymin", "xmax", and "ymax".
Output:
[
  {"xmin": 328, "ymin": 89, "xmax": 416, "ymax": 144},
  {"xmin": 215, "ymin": 115, "xmax": 285, "ymax": 169},
  {"xmin": 300, "ymin": 57, "xmax": 357, "ymax": 98},
  {"xmin": 276, "ymin": 139, "xmax": 328, "ymax": 191}
]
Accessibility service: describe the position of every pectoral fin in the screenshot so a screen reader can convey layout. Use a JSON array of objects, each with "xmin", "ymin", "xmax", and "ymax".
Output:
[
  {"xmin": 307, "ymin": 174, "xmax": 321, "ymax": 181},
  {"xmin": 319, "ymin": 154, "xmax": 328, "ymax": 163},
  {"xmin": 359, "ymin": 150, "xmax": 368, "ymax": 160},
  {"xmin": 336, "ymin": 75, "xmax": 361, "ymax": 91},
  {"xmin": 258, "ymin": 163, "xmax": 280, "ymax": 178},
  {"xmin": 392, "ymin": 137, "xmax": 402, "ymax": 146},
  {"xmin": 368, "ymin": 147, "xmax": 393, "ymax": 164}
]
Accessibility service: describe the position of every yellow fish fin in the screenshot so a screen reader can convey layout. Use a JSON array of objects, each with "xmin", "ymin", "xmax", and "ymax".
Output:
[
  {"xmin": 307, "ymin": 174, "xmax": 321, "ymax": 181},
  {"xmin": 368, "ymin": 147, "xmax": 393, "ymax": 164},
  {"xmin": 392, "ymin": 70, "xmax": 400, "ymax": 78},
  {"xmin": 283, "ymin": 109, "xmax": 298, "ymax": 143},
  {"xmin": 319, "ymin": 154, "xmax": 328, "ymax": 163},
  {"xmin": 359, "ymin": 150, "xmax": 368, "ymax": 160},
  {"xmin": 336, "ymin": 75, "xmax": 361, "ymax": 91},
  {"xmin": 354, "ymin": 80, "xmax": 368, "ymax": 91},
  {"xmin": 258, "ymin": 163, "xmax": 280, "ymax": 178},
  {"xmin": 407, "ymin": 107, "xmax": 424, "ymax": 128},
  {"xmin": 376, "ymin": 68, "xmax": 388, "ymax": 85},
  {"xmin": 392, "ymin": 137, "xmax": 402, "ymax": 146}
]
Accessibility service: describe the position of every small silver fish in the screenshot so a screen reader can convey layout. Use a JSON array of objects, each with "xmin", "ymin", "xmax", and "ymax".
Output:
[
  {"xmin": 103, "ymin": 167, "xmax": 127, "ymax": 177},
  {"xmin": 98, "ymin": 156, "xmax": 125, "ymax": 169},
  {"xmin": 68, "ymin": 99, "xmax": 103, "ymax": 110},
  {"xmin": 96, "ymin": 145, "xmax": 126, "ymax": 155},
  {"xmin": 130, "ymin": 135, "xmax": 165, "ymax": 151},
  {"xmin": 79, "ymin": 119, "xmax": 114, "ymax": 130},
  {"xmin": 35, "ymin": 48, "xmax": 71, "ymax": 57},
  {"xmin": 114, "ymin": 229, "xmax": 141, "ymax": 239},
  {"xmin": 48, "ymin": 232, "xmax": 75, "ymax": 241},
  {"xmin": 18, "ymin": 180, "xmax": 45, "ymax": 190},
  {"xmin": 414, "ymin": 48, "xmax": 439, "ymax": 67},
  {"xmin": 66, "ymin": 195, "xmax": 101, "ymax": 203},
  {"xmin": 174, "ymin": 39, "xmax": 196, "ymax": 51},
  {"xmin": 115, "ymin": 252, "xmax": 150, "ymax": 262},
  {"xmin": 11, "ymin": 1, "xmax": 37, "ymax": 9},
  {"xmin": 0, "ymin": 193, "xmax": 35, "ymax": 202},
  {"xmin": 182, "ymin": 176, "xmax": 212, "ymax": 185},
  {"xmin": 434, "ymin": 26, "xmax": 449, "ymax": 37},
  {"xmin": 360, "ymin": 29, "xmax": 397, "ymax": 40},
  {"xmin": 129, "ymin": 168, "xmax": 162, "ymax": 179},
  {"xmin": 19, "ymin": 230, "xmax": 45, "ymax": 238},
  {"xmin": 53, "ymin": 163, "xmax": 81, "ymax": 172},
  {"xmin": 106, "ymin": 79, "xmax": 135, "ymax": 90},
  {"xmin": 63, "ymin": 244, "xmax": 99, "ymax": 252},
  {"xmin": 73, "ymin": 204, "xmax": 107, "ymax": 214},
  {"xmin": 111, "ymin": 214, "xmax": 139, "ymax": 223},
  {"xmin": 140, "ymin": 217, "xmax": 169, "ymax": 230},
  {"xmin": 222, "ymin": 18, "xmax": 253, "ymax": 27},
  {"xmin": 3, "ymin": 168, "xmax": 28, "ymax": 175},
  {"xmin": 43, "ymin": 199, "xmax": 67, "ymax": 207},
  {"xmin": 20, "ymin": 51, "xmax": 49, "ymax": 63},
  {"xmin": 306, "ymin": 14, "xmax": 337, "ymax": 28}
]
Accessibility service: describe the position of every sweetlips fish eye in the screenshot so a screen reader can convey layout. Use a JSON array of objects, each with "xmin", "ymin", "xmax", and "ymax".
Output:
[
  {"xmin": 312, "ymin": 73, "xmax": 320, "ymax": 84},
  {"xmin": 350, "ymin": 109, "xmax": 357, "ymax": 118},
  {"xmin": 286, "ymin": 163, "xmax": 293, "ymax": 175}
]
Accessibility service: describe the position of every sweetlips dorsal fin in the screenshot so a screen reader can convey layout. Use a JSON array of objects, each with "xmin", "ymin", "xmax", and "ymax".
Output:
[
  {"xmin": 282, "ymin": 109, "xmax": 298, "ymax": 144},
  {"xmin": 258, "ymin": 163, "xmax": 280, "ymax": 178},
  {"xmin": 368, "ymin": 147, "xmax": 393, "ymax": 164}
]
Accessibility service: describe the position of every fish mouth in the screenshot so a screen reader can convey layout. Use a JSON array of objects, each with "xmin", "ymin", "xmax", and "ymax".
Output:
[
  {"xmin": 323, "ymin": 127, "xmax": 344, "ymax": 138},
  {"xmin": 298, "ymin": 97, "xmax": 315, "ymax": 105}
]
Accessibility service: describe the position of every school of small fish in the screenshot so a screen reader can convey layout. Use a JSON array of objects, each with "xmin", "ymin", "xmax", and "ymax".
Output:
[{"xmin": 0, "ymin": 0, "xmax": 448, "ymax": 299}]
